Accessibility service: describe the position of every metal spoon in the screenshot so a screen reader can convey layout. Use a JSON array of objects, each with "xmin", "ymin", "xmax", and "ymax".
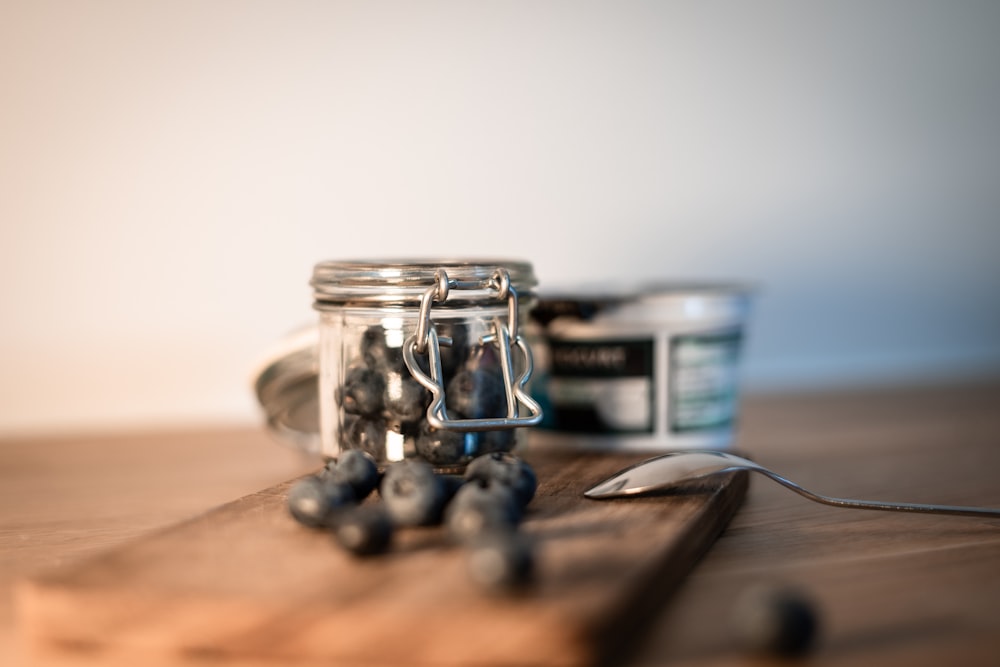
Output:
[{"xmin": 584, "ymin": 450, "xmax": 1000, "ymax": 518}]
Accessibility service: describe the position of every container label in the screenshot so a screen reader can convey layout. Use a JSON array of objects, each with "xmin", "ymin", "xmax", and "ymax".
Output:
[
  {"xmin": 669, "ymin": 331, "xmax": 742, "ymax": 433},
  {"xmin": 542, "ymin": 339, "xmax": 655, "ymax": 434}
]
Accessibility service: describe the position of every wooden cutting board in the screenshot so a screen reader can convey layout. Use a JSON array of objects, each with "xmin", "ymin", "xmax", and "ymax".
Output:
[{"xmin": 17, "ymin": 453, "xmax": 747, "ymax": 667}]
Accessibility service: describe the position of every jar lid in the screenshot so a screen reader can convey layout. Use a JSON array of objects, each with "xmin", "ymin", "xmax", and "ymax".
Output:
[
  {"xmin": 251, "ymin": 324, "xmax": 321, "ymax": 454},
  {"xmin": 311, "ymin": 258, "xmax": 537, "ymax": 310}
]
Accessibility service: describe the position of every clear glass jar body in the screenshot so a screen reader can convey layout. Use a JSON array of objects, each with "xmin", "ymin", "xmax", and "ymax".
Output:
[{"xmin": 313, "ymin": 260, "xmax": 539, "ymax": 471}]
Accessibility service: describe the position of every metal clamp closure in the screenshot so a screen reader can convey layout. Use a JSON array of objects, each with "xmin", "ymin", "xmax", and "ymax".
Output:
[{"xmin": 403, "ymin": 268, "xmax": 543, "ymax": 432}]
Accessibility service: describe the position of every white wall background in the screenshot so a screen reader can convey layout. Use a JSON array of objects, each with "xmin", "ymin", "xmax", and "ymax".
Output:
[{"xmin": 2, "ymin": 1, "xmax": 999, "ymax": 435}]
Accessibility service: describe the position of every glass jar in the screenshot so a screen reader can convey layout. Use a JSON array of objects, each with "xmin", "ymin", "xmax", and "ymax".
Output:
[{"xmin": 311, "ymin": 259, "xmax": 542, "ymax": 470}]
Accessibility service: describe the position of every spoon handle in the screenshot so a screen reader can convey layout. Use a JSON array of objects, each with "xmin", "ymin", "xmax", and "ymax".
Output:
[{"xmin": 751, "ymin": 467, "xmax": 1000, "ymax": 518}]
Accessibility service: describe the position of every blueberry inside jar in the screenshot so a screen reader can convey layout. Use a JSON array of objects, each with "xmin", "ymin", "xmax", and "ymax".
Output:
[{"xmin": 311, "ymin": 260, "xmax": 542, "ymax": 472}]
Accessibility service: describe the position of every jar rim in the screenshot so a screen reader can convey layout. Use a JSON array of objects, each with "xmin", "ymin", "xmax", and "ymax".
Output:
[
  {"xmin": 538, "ymin": 281, "xmax": 752, "ymax": 300},
  {"xmin": 530, "ymin": 283, "xmax": 752, "ymax": 326},
  {"xmin": 311, "ymin": 258, "xmax": 537, "ymax": 309}
]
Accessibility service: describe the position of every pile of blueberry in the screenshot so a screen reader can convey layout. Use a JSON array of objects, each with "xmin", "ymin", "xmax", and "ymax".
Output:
[
  {"xmin": 287, "ymin": 449, "xmax": 538, "ymax": 592},
  {"xmin": 338, "ymin": 324, "xmax": 515, "ymax": 467}
]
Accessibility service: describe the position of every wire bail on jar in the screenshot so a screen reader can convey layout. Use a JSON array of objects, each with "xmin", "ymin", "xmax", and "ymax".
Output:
[{"xmin": 403, "ymin": 268, "xmax": 543, "ymax": 432}]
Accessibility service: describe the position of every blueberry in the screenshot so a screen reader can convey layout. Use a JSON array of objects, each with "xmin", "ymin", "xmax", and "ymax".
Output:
[
  {"xmin": 731, "ymin": 584, "xmax": 820, "ymax": 656},
  {"xmin": 324, "ymin": 449, "xmax": 380, "ymax": 500},
  {"xmin": 379, "ymin": 459, "xmax": 447, "ymax": 526},
  {"xmin": 403, "ymin": 344, "xmax": 432, "ymax": 378},
  {"xmin": 321, "ymin": 477, "xmax": 357, "ymax": 506},
  {"xmin": 287, "ymin": 476, "xmax": 329, "ymax": 527},
  {"xmin": 434, "ymin": 321, "xmax": 470, "ymax": 378},
  {"xmin": 438, "ymin": 473, "xmax": 466, "ymax": 502},
  {"xmin": 445, "ymin": 430, "xmax": 513, "ymax": 460},
  {"xmin": 445, "ymin": 480, "xmax": 521, "ymax": 543},
  {"xmin": 383, "ymin": 371, "xmax": 431, "ymax": 426},
  {"xmin": 465, "ymin": 530, "xmax": 535, "ymax": 593},
  {"xmin": 331, "ymin": 505, "xmax": 394, "ymax": 556},
  {"xmin": 464, "ymin": 452, "xmax": 538, "ymax": 508},
  {"xmin": 446, "ymin": 368, "xmax": 507, "ymax": 420},
  {"xmin": 361, "ymin": 326, "xmax": 404, "ymax": 372},
  {"xmin": 340, "ymin": 415, "xmax": 387, "ymax": 461},
  {"xmin": 414, "ymin": 422, "xmax": 468, "ymax": 466},
  {"xmin": 287, "ymin": 475, "xmax": 356, "ymax": 528},
  {"xmin": 477, "ymin": 427, "xmax": 516, "ymax": 456},
  {"xmin": 467, "ymin": 341, "xmax": 502, "ymax": 371},
  {"xmin": 338, "ymin": 365, "xmax": 385, "ymax": 416}
]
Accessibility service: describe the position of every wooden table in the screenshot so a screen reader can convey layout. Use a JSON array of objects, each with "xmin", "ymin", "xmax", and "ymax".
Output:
[{"xmin": 3, "ymin": 382, "xmax": 999, "ymax": 666}]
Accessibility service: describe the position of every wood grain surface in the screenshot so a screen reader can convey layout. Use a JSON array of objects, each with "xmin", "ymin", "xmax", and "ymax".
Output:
[
  {"xmin": 4, "ymin": 381, "xmax": 1000, "ymax": 667},
  {"xmin": 16, "ymin": 454, "xmax": 747, "ymax": 667}
]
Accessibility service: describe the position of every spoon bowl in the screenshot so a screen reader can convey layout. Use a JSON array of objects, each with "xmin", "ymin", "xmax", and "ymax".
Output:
[{"xmin": 584, "ymin": 451, "xmax": 1000, "ymax": 518}]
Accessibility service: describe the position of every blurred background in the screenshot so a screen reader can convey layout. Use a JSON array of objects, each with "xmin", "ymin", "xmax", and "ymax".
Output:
[{"xmin": 2, "ymin": 0, "xmax": 999, "ymax": 436}]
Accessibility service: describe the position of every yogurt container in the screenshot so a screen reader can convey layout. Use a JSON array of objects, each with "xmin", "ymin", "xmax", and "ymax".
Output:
[{"xmin": 526, "ymin": 284, "xmax": 751, "ymax": 452}]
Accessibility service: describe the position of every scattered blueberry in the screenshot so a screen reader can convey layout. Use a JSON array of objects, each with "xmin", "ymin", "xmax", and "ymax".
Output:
[
  {"xmin": 464, "ymin": 452, "xmax": 538, "ymax": 508},
  {"xmin": 445, "ymin": 480, "xmax": 521, "ymax": 543},
  {"xmin": 324, "ymin": 449, "xmax": 381, "ymax": 500},
  {"xmin": 287, "ymin": 475, "xmax": 356, "ymax": 528},
  {"xmin": 731, "ymin": 584, "xmax": 820, "ymax": 656},
  {"xmin": 465, "ymin": 530, "xmax": 535, "ymax": 593},
  {"xmin": 331, "ymin": 505, "xmax": 394, "ymax": 556},
  {"xmin": 379, "ymin": 459, "xmax": 448, "ymax": 526}
]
